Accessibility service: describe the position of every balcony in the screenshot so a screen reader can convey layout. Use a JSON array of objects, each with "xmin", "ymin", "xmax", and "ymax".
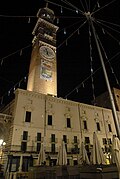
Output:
[
  {"xmin": 4, "ymin": 145, "xmax": 37, "ymax": 153},
  {"xmin": 71, "ymin": 147, "xmax": 79, "ymax": 154},
  {"xmin": 72, "ymin": 139, "xmax": 80, "ymax": 144},
  {"xmin": 4, "ymin": 145, "xmax": 79, "ymax": 156}
]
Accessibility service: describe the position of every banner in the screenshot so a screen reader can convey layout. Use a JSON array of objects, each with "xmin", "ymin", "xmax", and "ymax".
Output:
[{"xmin": 40, "ymin": 59, "xmax": 53, "ymax": 81}]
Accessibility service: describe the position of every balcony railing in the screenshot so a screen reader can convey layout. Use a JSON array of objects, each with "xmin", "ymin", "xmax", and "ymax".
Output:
[
  {"xmin": 71, "ymin": 147, "xmax": 79, "ymax": 154},
  {"xmin": 4, "ymin": 145, "xmax": 78, "ymax": 154},
  {"xmin": 72, "ymin": 139, "xmax": 80, "ymax": 144}
]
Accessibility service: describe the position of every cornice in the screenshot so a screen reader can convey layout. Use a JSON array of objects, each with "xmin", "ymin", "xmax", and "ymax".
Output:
[
  {"xmin": 15, "ymin": 89, "xmax": 113, "ymax": 114},
  {"xmin": 15, "ymin": 89, "xmax": 45, "ymax": 100},
  {"xmin": 39, "ymin": 41, "xmax": 56, "ymax": 51},
  {"xmin": 32, "ymin": 18, "xmax": 58, "ymax": 35}
]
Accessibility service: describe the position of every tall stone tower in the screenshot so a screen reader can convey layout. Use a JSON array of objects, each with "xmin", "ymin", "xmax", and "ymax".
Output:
[{"xmin": 27, "ymin": 6, "xmax": 59, "ymax": 96}]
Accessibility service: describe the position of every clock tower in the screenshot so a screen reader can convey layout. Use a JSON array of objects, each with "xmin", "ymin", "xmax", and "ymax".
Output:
[{"xmin": 27, "ymin": 6, "xmax": 59, "ymax": 96}]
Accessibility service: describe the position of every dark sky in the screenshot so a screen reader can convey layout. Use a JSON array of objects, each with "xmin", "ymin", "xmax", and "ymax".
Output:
[{"xmin": 0, "ymin": 0, "xmax": 120, "ymax": 107}]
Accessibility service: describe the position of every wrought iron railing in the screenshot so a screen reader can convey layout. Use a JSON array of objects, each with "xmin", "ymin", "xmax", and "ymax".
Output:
[{"xmin": 3, "ymin": 145, "xmax": 79, "ymax": 154}]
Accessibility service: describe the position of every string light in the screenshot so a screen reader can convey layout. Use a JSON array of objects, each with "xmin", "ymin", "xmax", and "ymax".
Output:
[
  {"xmin": 28, "ymin": 17, "xmax": 31, "ymax": 23},
  {"xmin": 91, "ymin": 68, "xmax": 93, "ymax": 73},
  {"xmin": 24, "ymin": 76, "xmax": 27, "ymax": 82},
  {"xmin": 76, "ymin": 88, "xmax": 79, "ymax": 93},
  {"xmin": 66, "ymin": 40, "xmax": 68, "ymax": 46},
  {"xmin": 64, "ymin": 28, "xmax": 66, "ymax": 35},
  {"xmin": 102, "ymin": 28, "xmax": 105, "ymax": 34},
  {"xmin": 97, "ymin": 2, "xmax": 100, "ymax": 8},
  {"xmin": 20, "ymin": 49, "xmax": 23, "ymax": 56},
  {"xmin": 111, "ymin": 67, "xmax": 114, "ymax": 73},
  {"xmin": 61, "ymin": 6, "xmax": 63, "ymax": 13},
  {"xmin": 1, "ymin": 59, "xmax": 3, "ymax": 66},
  {"xmin": 8, "ymin": 91, "xmax": 10, "ymax": 96},
  {"xmin": 18, "ymin": 82, "xmax": 21, "ymax": 87},
  {"xmin": 76, "ymin": 9, "xmax": 78, "ymax": 14},
  {"xmin": 56, "ymin": 18, "xmax": 59, "ymax": 24},
  {"xmin": 0, "ymin": 97, "xmax": 3, "ymax": 105},
  {"xmin": 104, "ymin": 52, "xmax": 108, "ymax": 59},
  {"xmin": 90, "ymin": 56, "xmax": 93, "ymax": 61},
  {"xmin": 89, "ymin": 30, "xmax": 91, "ymax": 37}
]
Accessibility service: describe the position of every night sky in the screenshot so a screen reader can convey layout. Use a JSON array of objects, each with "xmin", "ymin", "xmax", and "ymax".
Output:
[{"xmin": 0, "ymin": 0, "xmax": 120, "ymax": 107}]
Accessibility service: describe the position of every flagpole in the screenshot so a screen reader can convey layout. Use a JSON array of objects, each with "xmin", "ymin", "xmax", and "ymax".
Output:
[{"xmin": 85, "ymin": 12, "xmax": 120, "ymax": 139}]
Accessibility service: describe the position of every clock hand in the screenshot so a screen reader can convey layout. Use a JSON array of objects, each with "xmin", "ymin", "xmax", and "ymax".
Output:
[{"xmin": 45, "ymin": 48, "xmax": 49, "ymax": 55}]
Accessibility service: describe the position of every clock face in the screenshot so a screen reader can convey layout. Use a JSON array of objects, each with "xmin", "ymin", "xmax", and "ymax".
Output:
[{"xmin": 40, "ymin": 46, "xmax": 55, "ymax": 59}]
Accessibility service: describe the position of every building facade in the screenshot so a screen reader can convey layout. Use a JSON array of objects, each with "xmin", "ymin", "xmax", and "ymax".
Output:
[
  {"xmin": 1, "ymin": 88, "xmax": 117, "ymax": 169},
  {"xmin": 93, "ymin": 87, "xmax": 120, "ymax": 112}
]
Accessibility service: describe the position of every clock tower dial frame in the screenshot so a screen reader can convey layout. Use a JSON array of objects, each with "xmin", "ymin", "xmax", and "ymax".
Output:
[{"xmin": 40, "ymin": 45, "xmax": 55, "ymax": 60}]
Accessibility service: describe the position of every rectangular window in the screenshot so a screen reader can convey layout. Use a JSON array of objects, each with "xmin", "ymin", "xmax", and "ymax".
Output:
[
  {"xmin": 108, "ymin": 124, "xmax": 112, "ymax": 132},
  {"xmin": 96, "ymin": 122, "xmax": 100, "ymax": 131},
  {"xmin": 21, "ymin": 142, "xmax": 27, "ymax": 152},
  {"xmin": 37, "ymin": 133, "xmax": 41, "ymax": 141},
  {"xmin": 63, "ymin": 135, "xmax": 67, "ymax": 151},
  {"xmin": 51, "ymin": 143, "xmax": 55, "ymax": 153},
  {"xmin": 74, "ymin": 136, "xmax": 78, "ymax": 153},
  {"xmin": 74, "ymin": 136, "xmax": 77, "ymax": 143},
  {"xmin": 67, "ymin": 118, "xmax": 71, "ymax": 128},
  {"xmin": 25, "ymin": 111, "xmax": 31, "ymax": 122},
  {"xmin": 85, "ymin": 137, "xmax": 90, "ymax": 144},
  {"xmin": 48, "ymin": 115, "xmax": 52, "ymax": 125},
  {"xmin": 23, "ymin": 131, "xmax": 28, "ymax": 140},
  {"xmin": 51, "ymin": 134, "xmax": 55, "ymax": 142},
  {"xmin": 83, "ymin": 120, "xmax": 87, "ymax": 129},
  {"xmin": 103, "ymin": 138, "xmax": 107, "ymax": 145},
  {"xmin": 108, "ymin": 138, "xmax": 112, "ymax": 145},
  {"xmin": 63, "ymin": 135, "xmax": 67, "ymax": 143},
  {"xmin": 85, "ymin": 145, "xmax": 89, "ymax": 152},
  {"xmin": 37, "ymin": 143, "xmax": 41, "ymax": 152}
]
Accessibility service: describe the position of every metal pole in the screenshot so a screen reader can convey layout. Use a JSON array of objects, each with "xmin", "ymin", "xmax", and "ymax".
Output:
[{"xmin": 88, "ymin": 14, "xmax": 120, "ymax": 139}]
